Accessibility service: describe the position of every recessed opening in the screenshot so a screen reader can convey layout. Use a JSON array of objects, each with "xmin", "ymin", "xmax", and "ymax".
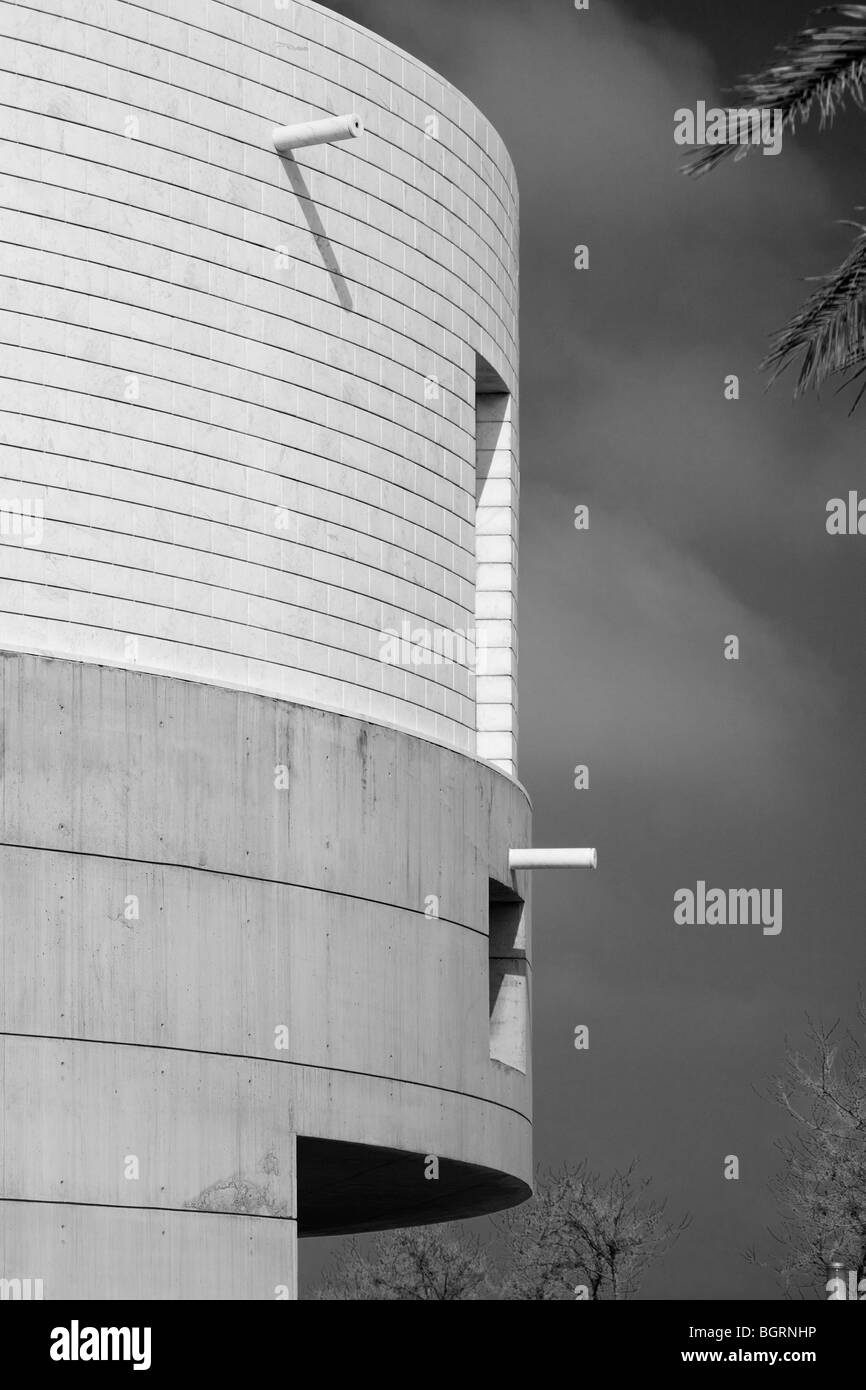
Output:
[
  {"xmin": 296, "ymin": 1135, "xmax": 530, "ymax": 1238},
  {"xmin": 488, "ymin": 878, "xmax": 527, "ymax": 1073},
  {"xmin": 474, "ymin": 353, "xmax": 517, "ymax": 775}
]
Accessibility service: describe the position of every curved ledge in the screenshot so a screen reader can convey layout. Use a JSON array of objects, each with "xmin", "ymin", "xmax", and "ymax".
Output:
[{"xmin": 298, "ymin": 1136, "xmax": 530, "ymax": 1236}]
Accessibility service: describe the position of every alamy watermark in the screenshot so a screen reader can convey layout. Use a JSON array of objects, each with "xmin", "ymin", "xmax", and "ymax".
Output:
[
  {"xmin": 675, "ymin": 101, "xmax": 783, "ymax": 158},
  {"xmin": 827, "ymin": 1266, "xmax": 866, "ymax": 1300},
  {"xmin": 379, "ymin": 621, "xmax": 491, "ymax": 674},
  {"xmin": 0, "ymin": 497, "xmax": 43, "ymax": 545},
  {"xmin": 674, "ymin": 881, "xmax": 782, "ymax": 935},
  {"xmin": 50, "ymin": 1321, "xmax": 151, "ymax": 1371},
  {"xmin": 0, "ymin": 1276, "xmax": 43, "ymax": 1299}
]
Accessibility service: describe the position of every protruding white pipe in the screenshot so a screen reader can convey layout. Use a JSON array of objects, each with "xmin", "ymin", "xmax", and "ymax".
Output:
[
  {"xmin": 508, "ymin": 847, "xmax": 597, "ymax": 870},
  {"xmin": 273, "ymin": 113, "xmax": 363, "ymax": 153}
]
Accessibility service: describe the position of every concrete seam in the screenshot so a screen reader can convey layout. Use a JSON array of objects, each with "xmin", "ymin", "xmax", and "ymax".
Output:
[{"xmin": 0, "ymin": 1031, "xmax": 533, "ymax": 1124}]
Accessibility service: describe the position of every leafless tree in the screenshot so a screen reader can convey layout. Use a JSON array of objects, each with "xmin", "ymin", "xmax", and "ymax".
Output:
[
  {"xmin": 752, "ymin": 998, "xmax": 866, "ymax": 1297},
  {"xmin": 310, "ymin": 1222, "xmax": 493, "ymax": 1300},
  {"xmin": 500, "ymin": 1162, "xmax": 690, "ymax": 1301}
]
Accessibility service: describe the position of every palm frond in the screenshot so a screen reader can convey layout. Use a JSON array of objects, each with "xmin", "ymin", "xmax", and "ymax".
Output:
[
  {"xmin": 683, "ymin": 5, "xmax": 866, "ymax": 178},
  {"xmin": 761, "ymin": 221, "xmax": 866, "ymax": 399}
]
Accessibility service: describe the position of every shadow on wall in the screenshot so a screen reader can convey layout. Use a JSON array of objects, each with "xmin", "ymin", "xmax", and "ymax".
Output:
[{"xmin": 277, "ymin": 155, "xmax": 355, "ymax": 311}]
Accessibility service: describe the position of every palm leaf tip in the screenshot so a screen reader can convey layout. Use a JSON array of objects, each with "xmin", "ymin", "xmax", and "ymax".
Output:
[
  {"xmin": 761, "ymin": 225, "xmax": 866, "ymax": 400},
  {"xmin": 681, "ymin": 5, "xmax": 866, "ymax": 179}
]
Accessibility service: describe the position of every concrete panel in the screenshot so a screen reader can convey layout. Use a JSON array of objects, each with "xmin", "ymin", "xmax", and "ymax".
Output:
[
  {"xmin": 0, "ymin": 654, "xmax": 531, "ymax": 952},
  {"xmin": 0, "ymin": 1037, "xmax": 296, "ymax": 1216},
  {"xmin": 0, "ymin": 846, "xmax": 519, "ymax": 1101},
  {"xmin": 0, "ymin": 653, "xmax": 532, "ymax": 1292},
  {"xmin": 0, "ymin": 1203, "xmax": 296, "ymax": 1300}
]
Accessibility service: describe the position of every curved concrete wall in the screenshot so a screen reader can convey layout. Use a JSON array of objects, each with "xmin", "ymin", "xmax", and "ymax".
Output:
[
  {"xmin": 0, "ymin": 0, "xmax": 519, "ymax": 761},
  {"xmin": 0, "ymin": 653, "xmax": 532, "ymax": 1296}
]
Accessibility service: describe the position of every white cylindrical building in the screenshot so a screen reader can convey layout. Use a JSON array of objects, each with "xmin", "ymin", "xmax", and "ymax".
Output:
[{"xmin": 0, "ymin": 0, "xmax": 528, "ymax": 1299}]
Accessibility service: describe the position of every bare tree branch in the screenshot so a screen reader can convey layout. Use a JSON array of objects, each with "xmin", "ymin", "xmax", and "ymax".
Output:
[{"xmin": 755, "ymin": 998, "xmax": 866, "ymax": 1297}]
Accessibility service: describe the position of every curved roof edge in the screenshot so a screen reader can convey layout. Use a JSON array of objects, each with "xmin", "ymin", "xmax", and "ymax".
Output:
[{"xmin": 296, "ymin": 0, "xmax": 518, "ymax": 195}]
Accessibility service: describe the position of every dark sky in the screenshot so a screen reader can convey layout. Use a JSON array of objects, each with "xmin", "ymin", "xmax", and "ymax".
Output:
[{"xmin": 304, "ymin": 0, "xmax": 866, "ymax": 1299}]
